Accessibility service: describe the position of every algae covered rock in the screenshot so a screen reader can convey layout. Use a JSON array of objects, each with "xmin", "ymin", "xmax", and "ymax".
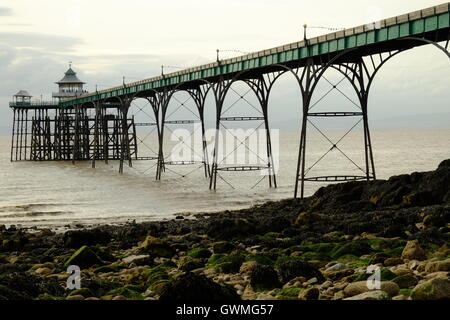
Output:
[
  {"xmin": 411, "ymin": 278, "xmax": 450, "ymax": 300},
  {"xmin": 64, "ymin": 246, "xmax": 104, "ymax": 269},
  {"xmin": 212, "ymin": 241, "xmax": 235, "ymax": 254},
  {"xmin": 250, "ymin": 265, "xmax": 281, "ymax": 291},
  {"xmin": 159, "ymin": 272, "xmax": 240, "ymax": 300}
]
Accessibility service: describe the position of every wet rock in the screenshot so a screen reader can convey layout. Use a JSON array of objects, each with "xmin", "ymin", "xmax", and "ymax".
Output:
[
  {"xmin": 159, "ymin": 272, "xmax": 240, "ymax": 300},
  {"xmin": 344, "ymin": 290, "xmax": 390, "ymax": 300},
  {"xmin": 278, "ymin": 260, "xmax": 324, "ymax": 284},
  {"xmin": 401, "ymin": 240, "xmax": 427, "ymax": 261},
  {"xmin": 139, "ymin": 236, "xmax": 175, "ymax": 258},
  {"xmin": 250, "ymin": 265, "xmax": 281, "ymax": 291},
  {"xmin": 411, "ymin": 278, "xmax": 450, "ymax": 300},
  {"xmin": 64, "ymin": 246, "xmax": 104, "ymax": 269}
]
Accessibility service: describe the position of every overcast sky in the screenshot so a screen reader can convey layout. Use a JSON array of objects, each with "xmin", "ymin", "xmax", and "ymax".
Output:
[{"xmin": 0, "ymin": 0, "xmax": 449, "ymax": 133}]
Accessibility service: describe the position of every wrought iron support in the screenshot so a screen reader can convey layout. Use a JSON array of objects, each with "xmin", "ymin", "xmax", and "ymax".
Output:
[{"xmin": 209, "ymin": 72, "xmax": 279, "ymax": 190}]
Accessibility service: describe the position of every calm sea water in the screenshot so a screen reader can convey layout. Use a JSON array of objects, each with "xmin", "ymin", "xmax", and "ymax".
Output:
[{"xmin": 0, "ymin": 129, "xmax": 449, "ymax": 228}]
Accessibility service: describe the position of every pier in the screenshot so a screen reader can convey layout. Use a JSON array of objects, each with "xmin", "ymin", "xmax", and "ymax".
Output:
[{"xmin": 9, "ymin": 3, "xmax": 450, "ymax": 198}]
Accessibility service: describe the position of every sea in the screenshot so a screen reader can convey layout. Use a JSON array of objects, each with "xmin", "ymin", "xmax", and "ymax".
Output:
[{"xmin": 0, "ymin": 129, "xmax": 449, "ymax": 229}]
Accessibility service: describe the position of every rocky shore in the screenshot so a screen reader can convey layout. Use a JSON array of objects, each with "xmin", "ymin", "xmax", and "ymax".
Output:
[{"xmin": 0, "ymin": 160, "xmax": 449, "ymax": 301}]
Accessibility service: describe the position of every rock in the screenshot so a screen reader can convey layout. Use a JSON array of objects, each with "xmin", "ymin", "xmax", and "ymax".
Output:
[
  {"xmin": 85, "ymin": 297, "xmax": 101, "ymax": 300},
  {"xmin": 63, "ymin": 228, "xmax": 111, "ymax": 248},
  {"xmin": 401, "ymin": 240, "xmax": 427, "ymax": 261},
  {"xmin": 344, "ymin": 290, "xmax": 390, "ymax": 300},
  {"xmin": 239, "ymin": 261, "xmax": 258, "ymax": 274},
  {"xmin": 159, "ymin": 272, "xmax": 240, "ymax": 300},
  {"xmin": 250, "ymin": 265, "xmax": 281, "ymax": 291},
  {"xmin": 35, "ymin": 267, "xmax": 53, "ymax": 276},
  {"xmin": 325, "ymin": 263, "xmax": 349, "ymax": 272},
  {"xmin": 319, "ymin": 280, "xmax": 333, "ymax": 290},
  {"xmin": 212, "ymin": 241, "xmax": 235, "ymax": 254},
  {"xmin": 333, "ymin": 291, "xmax": 346, "ymax": 300},
  {"xmin": 68, "ymin": 288, "xmax": 94, "ymax": 298},
  {"xmin": 178, "ymin": 256, "xmax": 204, "ymax": 272},
  {"xmin": 66, "ymin": 295, "xmax": 85, "ymax": 300},
  {"xmin": 64, "ymin": 246, "xmax": 104, "ymax": 269},
  {"xmin": 0, "ymin": 272, "xmax": 64, "ymax": 300},
  {"xmin": 324, "ymin": 269, "xmax": 354, "ymax": 281},
  {"xmin": 423, "ymin": 271, "xmax": 449, "ymax": 280},
  {"xmin": 392, "ymin": 274, "xmax": 419, "ymax": 289},
  {"xmin": 122, "ymin": 255, "xmax": 152, "ymax": 266},
  {"xmin": 344, "ymin": 281, "xmax": 399, "ymax": 297},
  {"xmin": 206, "ymin": 218, "xmax": 254, "ymax": 239},
  {"xmin": 188, "ymin": 248, "xmax": 212, "ymax": 259},
  {"xmin": 278, "ymin": 260, "xmax": 325, "ymax": 284},
  {"xmin": 384, "ymin": 258, "xmax": 404, "ymax": 267},
  {"xmin": 424, "ymin": 259, "xmax": 450, "ymax": 273},
  {"xmin": 392, "ymin": 295, "xmax": 409, "ymax": 300},
  {"xmin": 139, "ymin": 236, "xmax": 175, "ymax": 258},
  {"xmin": 112, "ymin": 295, "xmax": 126, "ymax": 300},
  {"xmin": 294, "ymin": 212, "xmax": 321, "ymax": 225},
  {"xmin": 411, "ymin": 278, "xmax": 450, "ymax": 300},
  {"xmin": 299, "ymin": 287, "xmax": 320, "ymax": 300},
  {"xmin": 330, "ymin": 241, "xmax": 372, "ymax": 259}
]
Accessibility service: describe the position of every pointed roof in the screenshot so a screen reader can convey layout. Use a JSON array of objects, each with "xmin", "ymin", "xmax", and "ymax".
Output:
[
  {"xmin": 14, "ymin": 90, "xmax": 32, "ymax": 97},
  {"xmin": 55, "ymin": 66, "xmax": 85, "ymax": 84}
]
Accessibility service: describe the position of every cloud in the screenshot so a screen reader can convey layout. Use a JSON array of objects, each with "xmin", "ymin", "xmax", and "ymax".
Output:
[
  {"xmin": 0, "ymin": 32, "xmax": 82, "ymax": 51},
  {"xmin": 0, "ymin": 7, "xmax": 12, "ymax": 16}
]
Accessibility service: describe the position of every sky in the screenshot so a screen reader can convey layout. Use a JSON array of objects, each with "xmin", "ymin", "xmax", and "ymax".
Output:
[{"xmin": 0, "ymin": 0, "xmax": 449, "ymax": 133}]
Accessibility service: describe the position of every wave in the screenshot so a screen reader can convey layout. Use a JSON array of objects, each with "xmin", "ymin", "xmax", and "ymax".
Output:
[
  {"xmin": 0, "ymin": 211, "xmax": 70, "ymax": 218},
  {"xmin": 0, "ymin": 203, "xmax": 61, "ymax": 213}
]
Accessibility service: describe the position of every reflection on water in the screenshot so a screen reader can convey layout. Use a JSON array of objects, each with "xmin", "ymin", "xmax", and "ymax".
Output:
[{"xmin": 0, "ymin": 130, "xmax": 449, "ymax": 228}]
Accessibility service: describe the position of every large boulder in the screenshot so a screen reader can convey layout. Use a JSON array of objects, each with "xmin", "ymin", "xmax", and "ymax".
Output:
[
  {"xmin": 278, "ymin": 260, "xmax": 324, "ymax": 284},
  {"xmin": 64, "ymin": 246, "xmax": 104, "ymax": 269},
  {"xmin": 250, "ymin": 265, "xmax": 281, "ymax": 291},
  {"xmin": 411, "ymin": 278, "xmax": 450, "ymax": 300},
  {"xmin": 159, "ymin": 273, "xmax": 240, "ymax": 300},
  {"xmin": 401, "ymin": 240, "xmax": 427, "ymax": 261}
]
